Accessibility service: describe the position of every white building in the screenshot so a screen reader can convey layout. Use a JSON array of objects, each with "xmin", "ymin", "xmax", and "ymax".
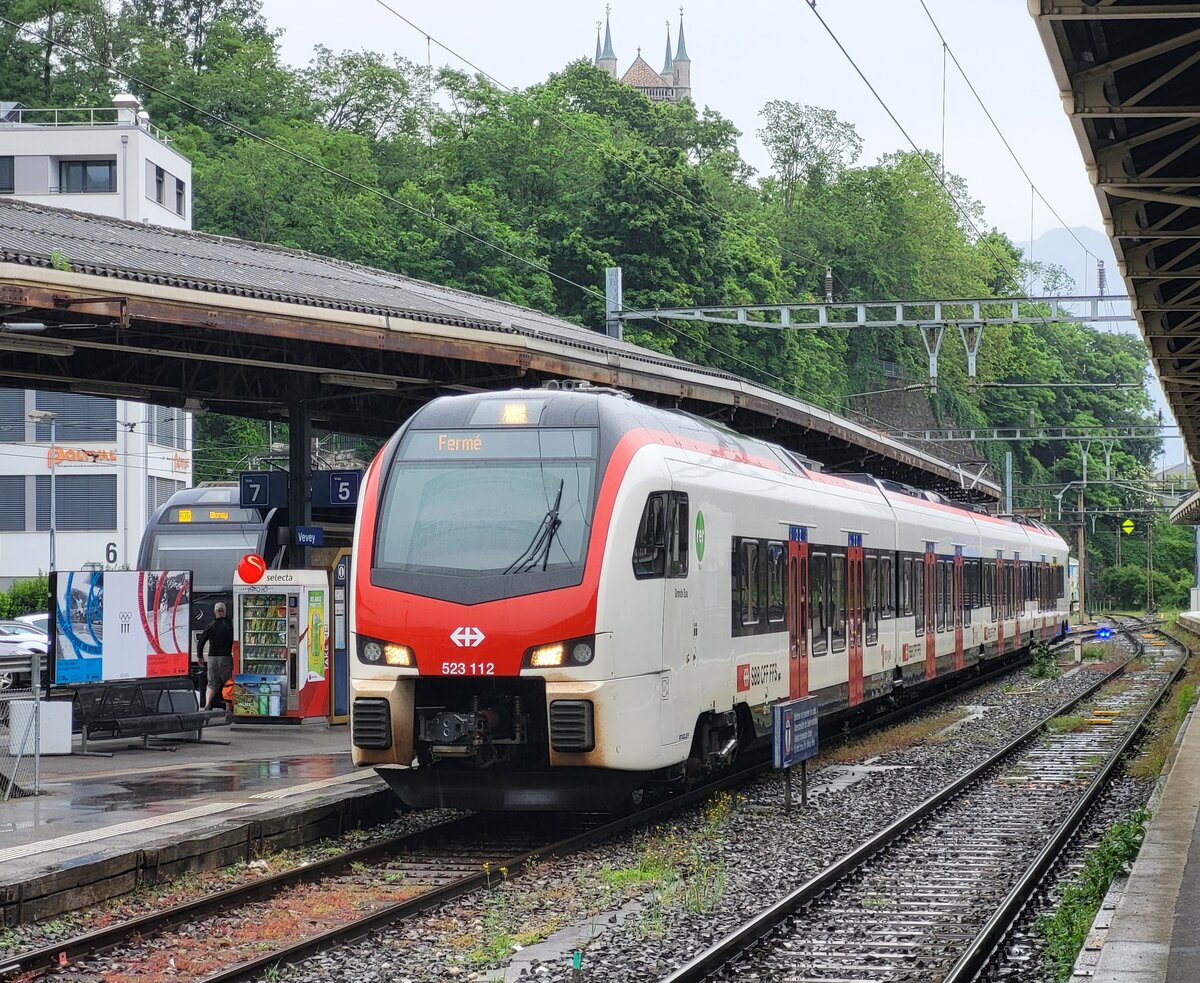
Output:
[
  {"xmin": 0, "ymin": 95, "xmax": 191, "ymax": 227},
  {"xmin": 0, "ymin": 95, "xmax": 193, "ymax": 588}
]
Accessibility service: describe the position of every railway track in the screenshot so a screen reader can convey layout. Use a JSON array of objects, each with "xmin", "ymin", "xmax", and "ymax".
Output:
[
  {"xmin": 1, "ymin": 625, "xmax": 1117, "ymax": 983},
  {"xmin": 658, "ymin": 624, "xmax": 1183, "ymax": 983}
]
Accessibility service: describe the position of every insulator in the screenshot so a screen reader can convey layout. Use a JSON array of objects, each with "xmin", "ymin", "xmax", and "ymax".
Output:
[
  {"xmin": 824, "ymin": 266, "xmax": 834, "ymax": 304},
  {"xmin": 1097, "ymin": 259, "xmax": 1107, "ymax": 297}
]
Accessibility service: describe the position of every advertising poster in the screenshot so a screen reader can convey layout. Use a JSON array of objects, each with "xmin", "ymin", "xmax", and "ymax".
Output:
[
  {"xmin": 53, "ymin": 570, "xmax": 191, "ymax": 683},
  {"xmin": 307, "ymin": 589, "xmax": 327, "ymax": 681}
]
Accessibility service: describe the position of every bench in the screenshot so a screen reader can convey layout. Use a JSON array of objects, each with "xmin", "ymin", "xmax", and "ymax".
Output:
[{"xmin": 57, "ymin": 678, "xmax": 230, "ymax": 754}]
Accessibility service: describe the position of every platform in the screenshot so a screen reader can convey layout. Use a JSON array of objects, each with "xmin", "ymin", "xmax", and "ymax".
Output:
[
  {"xmin": 1073, "ymin": 613, "xmax": 1200, "ymax": 982},
  {"xmin": 0, "ymin": 722, "xmax": 397, "ymax": 923}
]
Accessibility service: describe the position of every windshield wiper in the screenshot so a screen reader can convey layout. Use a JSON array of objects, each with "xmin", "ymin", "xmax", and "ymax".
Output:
[{"xmin": 503, "ymin": 478, "xmax": 565, "ymax": 575}]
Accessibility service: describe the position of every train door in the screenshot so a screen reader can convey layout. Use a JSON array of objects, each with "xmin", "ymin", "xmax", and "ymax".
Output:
[
  {"xmin": 924, "ymin": 543, "xmax": 936, "ymax": 680},
  {"xmin": 787, "ymin": 527, "xmax": 810, "ymax": 699},
  {"xmin": 847, "ymin": 533, "xmax": 864, "ymax": 706},
  {"xmin": 953, "ymin": 548, "xmax": 964, "ymax": 671},
  {"xmin": 996, "ymin": 553, "xmax": 1005, "ymax": 657},
  {"xmin": 659, "ymin": 486, "xmax": 695, "ymax": 747},
  {"xmin": 1014, "ymin": 554, "xmax": 1022, "ymax": 649}
]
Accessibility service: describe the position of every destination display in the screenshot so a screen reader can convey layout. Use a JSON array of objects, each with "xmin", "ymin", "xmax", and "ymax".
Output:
[{"xmin": 51, "ymin": 570, "xmax": 191, "ymax": 684}]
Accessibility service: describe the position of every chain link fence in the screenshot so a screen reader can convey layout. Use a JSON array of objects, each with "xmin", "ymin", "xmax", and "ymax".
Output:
[{"xmin": 0, "ymin": 653, "xmax": 45, "ymax": 800}]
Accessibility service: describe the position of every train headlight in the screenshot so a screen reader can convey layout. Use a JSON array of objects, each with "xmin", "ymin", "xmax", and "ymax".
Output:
[
  {"xmin": 523, "ymin": 636, "xmax": 594, "ymax": 669},
  {"xmin": 358, "ymin": 636, "xmax": 414, "ymax": 667}
]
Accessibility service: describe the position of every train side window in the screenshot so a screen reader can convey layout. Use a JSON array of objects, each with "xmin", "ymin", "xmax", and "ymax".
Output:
[
  {"xmin": 901, "ymin": 557, "xmax": 913, "ymax": 618},
  {"xmin": 831, "ymin": 552, "xmax": 846, "ymax": 651},
  {"xmin": 743, "ymin": 540, "xmax": 760, "ymax": 627},
  {"xmin": 914, "ymin": 558, "xmax": 925, "ymax": 635},
  {"xmin": 880, "ymin": 553, "xmax": 895, "ymax": 619},
  {"xmin": 811, "ymin": 552, "xmax": 828, "ymax": 655},
  {"xmin": 865, "ymin": 552, "xmax": 879, "ymax": 644},
  {"xmin": 666, "ymin": 494, "xmax": 689, "ymax": 578},
  {"xmin": 935, "ymin": 560, "xmax": 945, "ymax": 632},
  {"xmin": 633, "ymin": 492, "xmax": 668, "ymax": 578},
  {"xmin": 767, "ymin": 541, "xmax": 787, "ymax": 624}
]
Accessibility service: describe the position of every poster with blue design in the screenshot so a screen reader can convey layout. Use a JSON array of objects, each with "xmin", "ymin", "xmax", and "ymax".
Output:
[{"xmin": 52, "ymin": 570, "xmax": 191, "ymax": 684}]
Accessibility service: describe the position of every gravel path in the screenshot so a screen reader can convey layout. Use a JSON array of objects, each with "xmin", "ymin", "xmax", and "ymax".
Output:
[{"xmin": 275, "ymin": 659, "xmax": 1128, "ymax": 983}]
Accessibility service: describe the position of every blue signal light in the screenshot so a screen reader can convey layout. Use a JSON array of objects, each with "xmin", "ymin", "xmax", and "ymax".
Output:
[{"xmin": 1096, "ymin": 626, "xmax": 1113, "ymax": 639}]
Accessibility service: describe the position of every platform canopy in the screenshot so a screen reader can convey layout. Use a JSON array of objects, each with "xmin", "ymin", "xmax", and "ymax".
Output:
[
  {"xmin": 0, "ymin": 199, "xmax": 998, "ymax": 500},
  {"xmin": 1034, "ymin": 2, "xmax": 1200, "ymax": 473}
]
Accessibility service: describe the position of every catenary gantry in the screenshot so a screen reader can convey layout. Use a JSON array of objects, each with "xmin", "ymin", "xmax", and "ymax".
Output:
[
  {"xmin": 1033, "ymin": 1, "xmax": 1200, "ymax": 478},
  {"xmin": 0, "ymin": 199, "xmax": 997, "ymax": 502}
]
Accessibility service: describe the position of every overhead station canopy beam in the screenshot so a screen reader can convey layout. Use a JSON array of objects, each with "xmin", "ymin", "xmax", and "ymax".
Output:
[
  {"xmin": 1032, "ymin": 0, "xmax": 1200, "ymax": 475},
  {"xmin": 0, "ymin": 199, "xmax": 998, "ymax": 502}
]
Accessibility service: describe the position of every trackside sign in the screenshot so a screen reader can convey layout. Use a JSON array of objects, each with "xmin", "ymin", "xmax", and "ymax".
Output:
[{"xmin": 772, "ymin": 695, "xmax": 819, "ymax": 770}]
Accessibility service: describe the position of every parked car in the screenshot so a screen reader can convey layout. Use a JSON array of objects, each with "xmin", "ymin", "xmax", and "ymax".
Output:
[
  {"xmin": 13, "ymin": 613, "xmax": 49, "ymax": 636},
  {"xmin": 0, "ymin": 622, "xmax": 48, "ymax": 654},
  {"xmin": 0, "ymin": 629, "xmax": 45, "ymax": 692}
]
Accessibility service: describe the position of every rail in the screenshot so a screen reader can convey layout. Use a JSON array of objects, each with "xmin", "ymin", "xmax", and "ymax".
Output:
[{"xmin": 658, "ymin": 622, "xmax": 1174, "ymax": 982}]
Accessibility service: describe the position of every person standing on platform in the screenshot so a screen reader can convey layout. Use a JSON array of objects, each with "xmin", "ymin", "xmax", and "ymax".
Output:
[{"xmin": 197, "ymin": 602, "xmax": 234, "ymax": 712}]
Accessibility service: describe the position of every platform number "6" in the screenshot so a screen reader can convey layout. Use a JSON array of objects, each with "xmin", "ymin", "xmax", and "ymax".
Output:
[{"xmin": 106, "ymin": 542, "xmax": 117, "ymax": 564}]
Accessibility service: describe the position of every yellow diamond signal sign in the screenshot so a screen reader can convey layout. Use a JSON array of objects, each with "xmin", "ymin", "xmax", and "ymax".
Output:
[{"xmin": 1122, "ymin": 518, "xmax": 1135, "ymax": 535}]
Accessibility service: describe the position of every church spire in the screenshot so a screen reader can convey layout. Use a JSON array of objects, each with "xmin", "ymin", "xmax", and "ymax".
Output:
[
  {"xmin": 674, "ymin": 6, "xmax": 689, "ymax": 61},
  {"xmin": 600, "ymin": 5, "xmax": 616, "ymax": 61},
  {"xmin": 661, "ymin": 21, "xmax": 674, "ymax": 75},
  {"xmin": 597, "ymin": 5, "xmax": 617, "ymax": 77}
]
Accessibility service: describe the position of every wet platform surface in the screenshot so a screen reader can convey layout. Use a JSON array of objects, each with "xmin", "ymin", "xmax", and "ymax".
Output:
[{"xmin": 0, "ymin": 722, "xmax": 387, "ymax": 882}]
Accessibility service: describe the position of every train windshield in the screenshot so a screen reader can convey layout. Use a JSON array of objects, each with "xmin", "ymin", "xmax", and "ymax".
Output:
[
  {"xmin": 376, "ymin": 428, "xmax": 597, "ymax": 577},
  {"xmin": 145, "ymin": 529, "xmax": 263, "ymax": 592}
]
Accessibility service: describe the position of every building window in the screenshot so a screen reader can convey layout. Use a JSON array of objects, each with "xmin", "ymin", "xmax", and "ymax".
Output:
[
  {"xmin": 0, "ymin": 475, "xmax": 23, "ymax": 530},
  {"xmin": 175, "ymin": 178, "xmax": 186, "ymax": 215},
  {"xmin": 155, "ymin": 165, "xmax": 165, "ymax": 204},
  {"xmin": 149, "ymin": 403, "xmax": 186, "ymax": 450},
  {"xmin": 36, "ymin": 474, "xmax": 118, "ymax": 531},
  {"xmin": 0, "ymin": 388, "xmax": 24, "ymax": 442},
  {"xmin": 58, "ymin": 159, "xmax": 117, "ymax": 193},
  {"xmin": 34, "ymin": 391, "xmax": 116, "ymax": 441},
  {"xmin": 147, "ymin": 475, "xmax": 185, "ymax": 522},
  {"xmin": 0, "ymin": 156, "xmax": 13, "ymax": 194}
]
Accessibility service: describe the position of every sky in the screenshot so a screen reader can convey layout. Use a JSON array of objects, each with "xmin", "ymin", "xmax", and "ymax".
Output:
[{"xmin": 256, "ymin": 0, "xmax": 1186, "ymax": 467}]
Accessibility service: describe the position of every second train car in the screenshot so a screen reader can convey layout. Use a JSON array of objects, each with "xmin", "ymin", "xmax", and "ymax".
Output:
[{"xmin": 349, "ymin": 387, "xmax": 1070, "ymax": 810}]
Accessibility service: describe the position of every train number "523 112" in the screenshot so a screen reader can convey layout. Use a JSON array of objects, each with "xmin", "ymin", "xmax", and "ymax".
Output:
[{"xmin": 440, "ymin": 662, "xmax": 496, "ymax": 676}]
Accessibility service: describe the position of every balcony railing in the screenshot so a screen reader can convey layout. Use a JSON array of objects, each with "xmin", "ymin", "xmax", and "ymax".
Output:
[{"xmin": 0, "ymin": 106, "xmax": 172, "ymax": 144}]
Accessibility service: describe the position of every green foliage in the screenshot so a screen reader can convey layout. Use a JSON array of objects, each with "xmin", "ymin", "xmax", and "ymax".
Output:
[
  {"xmin": 12, "ymin": 0, "xmax": 1163, "ymax": 491},
  {"xmin": 1037, "ymin": 810, "xmax": 1151, "ymax": 982},
  {"xmin": 0, "ymin": 575, "xmax": 50, "ymax": 620},
  {"xmin": 1178, "ymin": 684, "xmax": 1196, "ymax": 724},
  {"xmin": 1031, "ymin": 642, "xmax": 1061, "ymax": 679}
]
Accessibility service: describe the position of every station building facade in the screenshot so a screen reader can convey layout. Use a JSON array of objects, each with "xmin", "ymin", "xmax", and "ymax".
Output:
[{"xmin": 0, "ymin": 96, "xmax": 193, "ymax": 588}]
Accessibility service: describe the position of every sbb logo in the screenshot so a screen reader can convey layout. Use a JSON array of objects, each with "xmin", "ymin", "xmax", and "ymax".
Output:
[
  {"xmin": 450, "ymin": 627, "xmax": 486, "ymax": 648},
  {"xmin": 736, "ymin": 663, "xmax": 751, "ymax": 692}
]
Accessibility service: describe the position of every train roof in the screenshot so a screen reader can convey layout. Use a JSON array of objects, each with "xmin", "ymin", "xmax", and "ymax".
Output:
[{"xmin": 404, "ymin": 388, "xmax": 1069, "ymax": 549}]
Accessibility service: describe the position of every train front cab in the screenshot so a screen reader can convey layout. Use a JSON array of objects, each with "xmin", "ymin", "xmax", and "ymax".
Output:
[{"xmin": 350, "ymin": 395, "xmax": 689, "ymax": 810}]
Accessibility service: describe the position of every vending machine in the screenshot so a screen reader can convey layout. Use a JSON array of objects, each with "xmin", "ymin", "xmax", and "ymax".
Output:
[{"xmin": 231, "ymin": 569, "xmax": 329, "ymax": 721}]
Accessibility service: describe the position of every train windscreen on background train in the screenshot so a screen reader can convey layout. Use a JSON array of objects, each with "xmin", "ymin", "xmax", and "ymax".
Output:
[
  {"xmin": 375, "ymin": 427, "xmax": 598, "ymax": 578},
  {"xmin": 144, "ymin": 528, "xmax": 262, "ymax": 592}
]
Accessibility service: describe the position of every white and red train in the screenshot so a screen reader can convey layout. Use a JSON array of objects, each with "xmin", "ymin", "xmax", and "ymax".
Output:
[{"xmin": 349, "ymin": 387, "xmax": 1070, "ymax": 810}]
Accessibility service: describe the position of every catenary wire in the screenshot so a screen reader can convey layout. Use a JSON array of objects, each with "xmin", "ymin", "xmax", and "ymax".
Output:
[{"xmin": 915, "ymin": 0, "xmax": 1102, "ymax": 270}]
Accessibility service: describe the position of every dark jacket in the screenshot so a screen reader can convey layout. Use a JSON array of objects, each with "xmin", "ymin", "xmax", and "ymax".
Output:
[{"xmin": 197, "ymin": 616, "xmax": 234, "ymax": 661}]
